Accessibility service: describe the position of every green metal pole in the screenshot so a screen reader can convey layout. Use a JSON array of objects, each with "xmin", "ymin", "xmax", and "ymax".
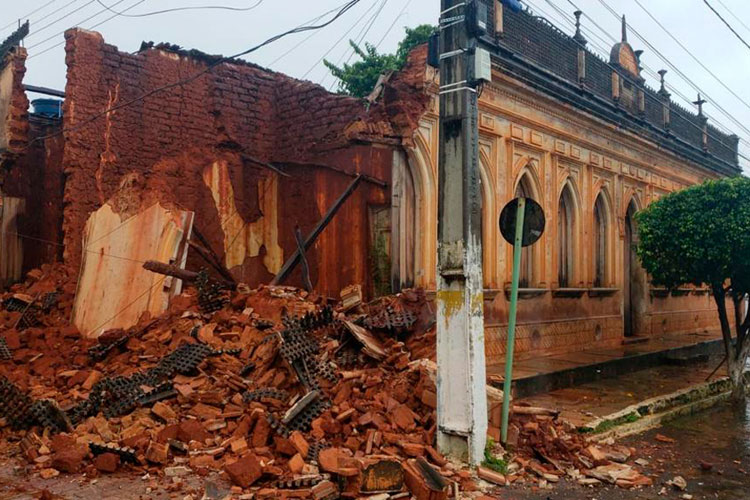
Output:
[{"xmin": 501, "ymin": 198, "xmax": 526, "ymax": 444}]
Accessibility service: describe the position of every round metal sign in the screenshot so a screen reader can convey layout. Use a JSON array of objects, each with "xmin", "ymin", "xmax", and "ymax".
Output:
[{"xmin": 499, "ymin": 198, "xmax": 546, "ymax": 247}]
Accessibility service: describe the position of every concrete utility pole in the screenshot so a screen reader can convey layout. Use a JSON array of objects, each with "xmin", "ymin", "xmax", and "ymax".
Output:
[{"xmin": 436, "ymin": 0, "xmax": 488, "ymax": 465}]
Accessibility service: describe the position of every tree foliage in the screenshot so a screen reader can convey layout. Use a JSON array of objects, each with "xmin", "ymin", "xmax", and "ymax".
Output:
[
  {"xmin": 635, "ymin": 177, "xmax": 750, "ymax": 292},
  {"xmin": 635, "ymin": 176, "xmax": 750, "ymax": 398},
  {"xmin": 324, "ymin": 24, "xmax": 436, "ymax": 98}
]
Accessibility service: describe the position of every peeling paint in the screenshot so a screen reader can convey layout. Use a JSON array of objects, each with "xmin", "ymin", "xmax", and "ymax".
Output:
[
  {"xmin": 202, "ymin": 160, "xmax": 283, "ymax": 274},
  {"xmin": 72, "ymin": 202, "xmax": 194, "ymax": 337}
]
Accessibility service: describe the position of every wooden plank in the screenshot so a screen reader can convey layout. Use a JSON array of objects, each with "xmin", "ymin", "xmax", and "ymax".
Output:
[{"xmin": 0, "ymin": 196, "xmax": 25, "ymax": 287}]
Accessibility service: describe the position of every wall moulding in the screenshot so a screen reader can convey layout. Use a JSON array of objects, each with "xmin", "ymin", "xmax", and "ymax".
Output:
[{"xmin": 481, "ymin": 75, "xmax": 721, "ymax": 185}]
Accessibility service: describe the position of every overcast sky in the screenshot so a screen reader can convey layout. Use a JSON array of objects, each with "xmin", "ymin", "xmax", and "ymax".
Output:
[{"xmin": 2, "ymin": 0, "xmax": 748, "ymax": 172}]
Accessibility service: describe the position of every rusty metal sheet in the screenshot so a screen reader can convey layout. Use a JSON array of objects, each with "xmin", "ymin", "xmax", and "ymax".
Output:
[
  {"xmin": 72, "ymin": 202, "xmax": 194, "ymax": 338},
  {"xmin": 0, "ymin": 196, "xmax": 25, "ymax": 287}
]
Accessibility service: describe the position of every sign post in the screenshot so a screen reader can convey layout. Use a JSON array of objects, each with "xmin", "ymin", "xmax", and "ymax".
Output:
[{"xmin": 498, "ymin": 197, "xmax": 545, "ymax": 444}]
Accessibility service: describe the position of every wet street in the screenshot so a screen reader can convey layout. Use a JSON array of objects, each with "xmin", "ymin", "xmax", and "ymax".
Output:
[{"xmin": 497, "ymin": 400, "xmax": 750, "ymax": 499}]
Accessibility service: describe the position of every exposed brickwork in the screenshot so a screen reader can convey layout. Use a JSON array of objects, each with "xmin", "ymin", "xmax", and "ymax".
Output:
[
  {"xmin": 59, "ymin": 30, "xmax": 428, "ymax": 295},
  {"xmin": 0, "ymin": 48, "xmax": 64, "ymax": 273},
  {"xmin": 1, "ymin": 47, "xmax": 29, "ymax": 155}
]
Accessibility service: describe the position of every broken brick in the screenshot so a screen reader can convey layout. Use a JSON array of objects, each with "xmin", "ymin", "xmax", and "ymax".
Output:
[
  {"xmin": 224, "ymin": 454, "xmax": 263, "ymax": 488},
  {"xmin": 93, "ymin": 452, "xmax": 120, "ymax": 473}
]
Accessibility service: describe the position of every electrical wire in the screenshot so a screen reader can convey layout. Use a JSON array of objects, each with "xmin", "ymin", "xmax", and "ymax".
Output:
[
  {"xmin": 5, "ymin": 230, "xmax": 149, "ymax": 264},
  {"xmin": 0, "ymin": 0, "xmax": 59, "ymax": 32},
  {"xmin": 84, "ymin": 275, "xmax": 167, "ymax": 336},
  {"xmin": 267, "ymin": 0, "xmax": 357, "ymax": 67},
  {"xmin": 24, "ymin": 0, "xmax": 98, "ymax": 42},
  {"xmin": 374, "ymin": 0, "xmax": 414, "ymax": 50},
  {"xmin": 555, "ymin": 0, "xmax": 750, "ymax": 140},
  {"xmin": 626, "ymin": 0, "xmax": 750, "ymax": 119},
  {"xmin": 27, "ymin": 0, "xmax": 147, "ymax": 58},
  {"xmin": 7, "ymin": 0, "xmax": 82, "ymax": 37},
  {"xmin": 323, "ymin": 0, "xmax": 389, "ymax": 88},
  {"xmin": 347, "ymin": 0, "xmax": 389, "ymax": 61},
  {"xmin": 95, "ymin": 0, "xmax": 264, "ymax": 18},
  {"xmin": 521, "ymin": 0, "xmax": 750, "ymax": 165},
  {"xmin": 28, "ymin": 0, "xmax": 363, "ymax": 147},
  {"xmin": 545, "ymin": 0, "xmax": 750, "ymax": 160},
  {"xmin": 702, "ymin": 0, "xmax": 750, "ymax": 52},
  {"xmin": 548, "ymin": 0, "xmax": 750, "ymax": 146},
  {"xmin": 714, "ymin": 0, "xmax": 750, "ymax": 36},
  {"xmin": 302, "ymin": 0, "xmax": 380, "ymax": 79}
]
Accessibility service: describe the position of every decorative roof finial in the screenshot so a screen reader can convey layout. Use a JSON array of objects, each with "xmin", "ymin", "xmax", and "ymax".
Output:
[
  {"xmin": 621, "ymin": 15, "xmax": 628, "ymax": 42},
  {"xmin": 658, "ymin": 69, "xmax": 668, "ymax": 93},
  {"xmin": 573, "ymin": 10, "xmax": 587, "ymax": 45},
  {"xmin": 693, "ymin": 93, "xmax": 707, "ymax": 117}
]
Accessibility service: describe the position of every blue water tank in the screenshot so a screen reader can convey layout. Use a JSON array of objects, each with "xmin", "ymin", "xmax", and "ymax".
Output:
[
  {"xmin": 31, "ymin": 98, "xmax": 63, "ymax": 118},
  {"xmin": 502, "ymin": 0, "xmax": 523, "ymax": 12}
]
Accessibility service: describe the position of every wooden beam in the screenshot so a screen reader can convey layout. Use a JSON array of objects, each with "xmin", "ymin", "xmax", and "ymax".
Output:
[
  {"xmin": 294, "ymin": 225, "xmax": 313, "ymax": 292},
  {"xmin": 188, "ymin": 240, "xmax": 237, "ymax": 285},
  {"xmin": 143, "ymin": 260, "xmax": 235, "ymax": 289},
  {"xmin": 271, "ymin": 175, "xmax": 364, "ymax": 286}
]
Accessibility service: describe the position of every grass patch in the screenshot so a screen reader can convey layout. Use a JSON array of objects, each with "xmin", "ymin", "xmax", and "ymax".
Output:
[
  {"xmin": 482, "ymin": 438, "xmax": 508, "ymax": 474},
  {"xmin": 577, "ymin": 412, "xmax": 641, "ymax": 434}
]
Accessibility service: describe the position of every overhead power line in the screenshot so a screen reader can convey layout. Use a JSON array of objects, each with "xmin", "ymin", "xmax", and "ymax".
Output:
[
  {"xmin": 548, "ymin": 0, "xmax": 750, "ymax": 146},
  {"xmin": 593, "ymin": 0, "xmax": 750, "ymax": 149},
  {"xmin": 267, "ymin": 0, "xmax": 360, "ymax": 67},
  {"xmin": 548, "ymin": 0, "xmax": 750, "ymax": 155},
  {"xmin": 29, "ymin": 0, "xmax": 363, "ymax": 144},
  {"xmin": 0, "ymin": 0, "xmax": 59, "ymax": 33},
  {"xmin": 27, "ymin": 0, "xmax": 136, "ymax": 52},
  {"xmin": 521, "ymin": 0, "xmax": 750, "ymax": 165},
  {"xmin": 375, "ymin": 0, "xmax": 415, "ymax": 49},
  {"xmin": 302, "ymin": 0, "xmax": 381, "ymax": 79},
  {"xmin": 714, "ymin": 0, "xmax": 750, "ymax": 35},
  {"xmin": 702, "ymin": 0, "xmax": 750, "ymax": 52},
  {"xmin": 24, "ymin": 0, "xmax": 97, "ymax": 41},
  {"xmin": 345, "ymin": 0, "xmax": 390, "ymax": 63},
  {"xmin": 321, "ymin": 0, "xmax": 389, "ymax": 87},
  {"xmin": 627, "ymin": 0, "xmax": 750, "ymax": 117},
  {"xmin": 94, "ymin": 0, "xmax": 264, "ymax": 17},
  {"xmin": 322, "ymin": 0, "xmax": 389, "ymax": 88}
]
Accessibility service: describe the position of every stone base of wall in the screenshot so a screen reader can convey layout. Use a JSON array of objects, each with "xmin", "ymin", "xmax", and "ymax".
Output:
[{"xmin": 485, "ymin": 315, "xmax": 623, "ymax": 363}]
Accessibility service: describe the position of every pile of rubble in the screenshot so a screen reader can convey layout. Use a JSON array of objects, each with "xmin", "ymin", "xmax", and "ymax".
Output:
[{"xmin": 0, "ymin": 265, "xmax": 654, "ymax": 498}]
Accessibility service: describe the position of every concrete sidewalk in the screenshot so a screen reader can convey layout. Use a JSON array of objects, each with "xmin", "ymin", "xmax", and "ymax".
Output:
[
  {"xmin": 486, "ymin": 331, "xmax": 724, "ymax": 398},
  {"xmin": 517, "ymin": 353, "xmax": 728, "ymax": 428}
]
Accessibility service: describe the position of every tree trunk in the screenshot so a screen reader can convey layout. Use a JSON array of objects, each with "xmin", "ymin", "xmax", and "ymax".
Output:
[
  {"xmin": 728, "ymin": 354, "xmax": 747, "ymax": 402},
  {"xmin": 713, "ymin": 287, "xmax": 747, "ymax": 401}
]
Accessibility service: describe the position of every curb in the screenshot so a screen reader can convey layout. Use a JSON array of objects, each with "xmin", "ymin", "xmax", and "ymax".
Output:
[{"xmin": 578, "ymin": 374, "xmax": 743, "ymax": 441}]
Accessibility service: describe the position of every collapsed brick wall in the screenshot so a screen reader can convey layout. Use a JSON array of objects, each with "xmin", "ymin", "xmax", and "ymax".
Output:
[
  {"xmin": 6, "ymin": 118, "xmax": 65, "ymax": 271},
  {"xmin": 0, "ymin": 48, "xmax": 65, "ymax": 274},
  {"xmin": 60, "ymin": 29, "xmax": 429, "ymax": 296}
]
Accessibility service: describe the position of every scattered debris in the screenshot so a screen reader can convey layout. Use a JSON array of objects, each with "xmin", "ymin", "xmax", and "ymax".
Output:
[{"xmin": 0, "ymin": 264, "xmax": 656, "ymax": 497}]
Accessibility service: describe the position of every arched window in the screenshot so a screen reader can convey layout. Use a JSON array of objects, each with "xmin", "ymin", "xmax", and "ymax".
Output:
[
  {"xmin": 515, "ymin": 175, "xmax": 535, "ymax": 287},
  {"xmin": 558, "ymin": 183, "xmax": 576, "ymax": 287},
  {"xmin": 593, "ymin": 193, "xmax": 609, "ymax": 287}
]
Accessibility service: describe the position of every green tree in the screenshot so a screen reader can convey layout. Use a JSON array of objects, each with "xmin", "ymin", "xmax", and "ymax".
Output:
[
  {"xmin": 324, "ymin": 24, "xmax": 436, "ymax": 98},
  {"xmin": 635, "ymin": 176, "xmax": 750, "ymax": 399}
]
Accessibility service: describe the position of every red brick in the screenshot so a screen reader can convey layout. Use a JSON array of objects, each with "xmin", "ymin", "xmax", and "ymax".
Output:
[{"xmin": 224, "ymin": 454, "xmax": 263, "ymax": 488}]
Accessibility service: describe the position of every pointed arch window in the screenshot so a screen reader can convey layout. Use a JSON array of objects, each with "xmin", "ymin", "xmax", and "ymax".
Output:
[
  {"xmin": 593, "ymin": 193, "xmax": 610, "ymax": 287},
  {"xmin": 558, "ymin": 183, "xmax": 576, "ymax": 287},
  {"xmin": 515, "ymin": 174, "xmax": 536, "ymax": 287}
]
